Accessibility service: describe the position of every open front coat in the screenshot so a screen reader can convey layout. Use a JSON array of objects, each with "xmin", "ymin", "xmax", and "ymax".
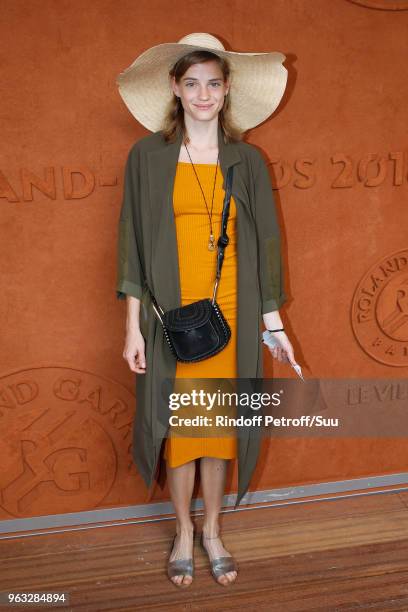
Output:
[{"xmin": 116, "ymin": 123, "xmax": 287, "ymax": 508}]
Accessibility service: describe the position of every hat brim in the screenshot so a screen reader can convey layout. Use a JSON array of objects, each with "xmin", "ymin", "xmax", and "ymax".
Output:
[{"xmin": 117, "ymin": 41, "xmax": 288, "ymax": 132}]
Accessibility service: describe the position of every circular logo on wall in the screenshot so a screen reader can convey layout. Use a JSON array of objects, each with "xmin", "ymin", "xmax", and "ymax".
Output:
[
  {"xmin": 351, "ymin": 250, "xmax": 408, "ymax": 366},
  {"xmin": 347, "ymin": 0, "xmax": 408, "ymax": 10},
  {"xmin": 0, "ymin": 366, "xmax": 138, "ymax": 518}
]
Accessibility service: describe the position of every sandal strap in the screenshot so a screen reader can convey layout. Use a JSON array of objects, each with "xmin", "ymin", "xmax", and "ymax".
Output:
[
  {"xmin": 210, "ymin": 556, "xmax": 237, "ymax": 578},
  {"xmin": 167, "ymin": 558, "xmax": 194, "ymax": 578}
]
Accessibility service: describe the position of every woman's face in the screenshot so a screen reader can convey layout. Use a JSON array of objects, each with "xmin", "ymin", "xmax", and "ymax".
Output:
[{"xmin": 171, "ymin": 60, "xmax": 229, "ymax": 125}]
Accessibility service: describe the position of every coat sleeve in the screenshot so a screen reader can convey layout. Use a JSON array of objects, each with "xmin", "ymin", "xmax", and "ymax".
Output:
[
  {"xmin": 253, "ymin": 148, "xmax": 288, "ymax": 314},
  {"xmin": 116, "ymin": 145, "xmax": 146, "ymax": 300}
]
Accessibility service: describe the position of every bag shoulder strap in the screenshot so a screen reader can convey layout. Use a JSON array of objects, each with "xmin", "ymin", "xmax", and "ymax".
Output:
[{"xmin": 212, "ymin": 165, "xmax": 234, "ymax": 302}]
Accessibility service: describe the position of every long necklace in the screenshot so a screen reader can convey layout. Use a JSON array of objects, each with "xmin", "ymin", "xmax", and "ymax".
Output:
[{"xmin": 184, "ymin": 141, "xmax": 220, "ymax": 251}]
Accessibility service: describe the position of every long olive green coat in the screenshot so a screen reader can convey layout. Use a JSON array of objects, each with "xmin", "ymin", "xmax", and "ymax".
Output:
[{"xmin": 116, "ymin": 123, "xmax": 287, "ymax": 508}]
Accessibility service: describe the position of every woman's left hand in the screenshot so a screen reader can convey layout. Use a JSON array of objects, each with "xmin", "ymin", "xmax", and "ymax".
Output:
[{"xmin": 267, "ymin": 331, "xmax": 296, "ymax": 364}]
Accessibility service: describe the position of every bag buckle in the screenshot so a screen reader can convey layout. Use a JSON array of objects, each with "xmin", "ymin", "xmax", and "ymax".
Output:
[
  {"xmin": 151, "ymin": 300, "xmax": 165, "ymax": 325},
  {"xmin": 211, "ymin": 277, "xmax": 219, "ymax": 304}
]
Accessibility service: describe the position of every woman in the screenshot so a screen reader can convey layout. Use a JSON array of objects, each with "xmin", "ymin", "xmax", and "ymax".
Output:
[{"xmin": 115, "ymin": 33, "xmax": 296, "ymax": 588}]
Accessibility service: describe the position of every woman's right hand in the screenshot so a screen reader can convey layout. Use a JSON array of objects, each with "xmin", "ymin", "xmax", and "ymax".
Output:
[{"xmin": 123, "ymin": 329, "xmax": 146, "ymax": 374}]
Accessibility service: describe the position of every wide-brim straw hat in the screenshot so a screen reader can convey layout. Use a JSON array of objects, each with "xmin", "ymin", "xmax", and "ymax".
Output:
[{"xmin": 116, "ymin": 32, "xmax": 288, "ymax": 132}]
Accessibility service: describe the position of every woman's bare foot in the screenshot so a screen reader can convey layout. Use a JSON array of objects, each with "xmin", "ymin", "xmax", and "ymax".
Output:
[
  {"xmin": 168, "ymin": 524, "xmax": 194, "ymax": 586},
  {"xmin": 202, "ymin": 526, "xmax": 237, "ymax": 585}
]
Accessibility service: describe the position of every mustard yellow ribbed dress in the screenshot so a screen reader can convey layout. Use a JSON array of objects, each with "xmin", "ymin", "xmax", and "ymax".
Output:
[{"xmin": 163, "ymin": 161, "xmax": 238, "ymax": 466}]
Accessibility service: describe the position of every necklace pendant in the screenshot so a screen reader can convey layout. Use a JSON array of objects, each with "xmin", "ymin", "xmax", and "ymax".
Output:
[{"xmin": 208, "ymin": 234, "xmax": 215, "ymax": 251}]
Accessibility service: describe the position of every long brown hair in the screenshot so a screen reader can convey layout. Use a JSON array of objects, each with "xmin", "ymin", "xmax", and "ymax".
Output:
[{"xmin": 161, "ymin": 50, "xmax": 243, "ymax": 144}]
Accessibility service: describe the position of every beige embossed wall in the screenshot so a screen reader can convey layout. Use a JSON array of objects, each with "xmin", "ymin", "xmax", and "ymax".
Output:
[{"xmin": 1, "ymin": 0, "xmax": 408, "ymax": 522}]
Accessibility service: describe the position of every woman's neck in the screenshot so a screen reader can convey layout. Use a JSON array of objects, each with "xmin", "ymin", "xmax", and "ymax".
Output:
[{"xmin": 183, "ymin": 117, "xmax": 219, "ymax": 152}]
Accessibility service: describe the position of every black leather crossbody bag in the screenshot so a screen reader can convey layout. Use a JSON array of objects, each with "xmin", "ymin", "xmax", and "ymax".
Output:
[{"xmin": 148, "ymin": 166, "xmax": 234, "ymax": 363}]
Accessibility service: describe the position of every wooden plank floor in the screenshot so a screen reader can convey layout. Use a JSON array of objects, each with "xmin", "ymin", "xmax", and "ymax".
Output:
[{"xmin": 1, "ymin": 491, "xmax": 408, "ymax": 611}]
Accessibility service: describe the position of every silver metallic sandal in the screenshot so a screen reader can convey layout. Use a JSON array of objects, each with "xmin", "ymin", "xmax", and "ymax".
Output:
[
  {"xmin": 200, "ymin": 532, "xmax": 238, "ymax": 585},
  {"xmin": 167, "ymin": 533, "xmax": 194, "ymax": 587}
]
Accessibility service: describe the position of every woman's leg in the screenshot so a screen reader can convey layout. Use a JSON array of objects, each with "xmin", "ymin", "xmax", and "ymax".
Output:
[
  {"xmin": 166, "ymin": 459, "xmax": 196, "ymax": 586},
  {"xmin": 200, "ymin": 457, "xmax": 237, "ymax": 584}
]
